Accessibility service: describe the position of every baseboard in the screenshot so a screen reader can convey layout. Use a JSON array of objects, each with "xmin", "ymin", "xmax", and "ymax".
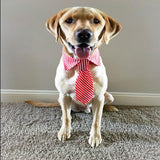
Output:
[{"xmin": 1, "ymin": 89, "xmax": 160, "ymax": 106}]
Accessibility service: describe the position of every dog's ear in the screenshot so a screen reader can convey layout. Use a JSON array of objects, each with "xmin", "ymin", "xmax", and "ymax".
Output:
[
  {"xmin": 46, "ymin": 8, "xmax": 69, "ymax": 41},
  {"xmin": 46, "ymin": 13, "xmax": 59, "ymax": 41},
  {"xmin": 99, "ymin": 11, "xmax": 122, "ymax": 44}
]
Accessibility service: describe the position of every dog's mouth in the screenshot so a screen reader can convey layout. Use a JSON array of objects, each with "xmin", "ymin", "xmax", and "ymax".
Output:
[{"xmin": 68, "ymin": 43, "xmax": 95, "ymax": 59}]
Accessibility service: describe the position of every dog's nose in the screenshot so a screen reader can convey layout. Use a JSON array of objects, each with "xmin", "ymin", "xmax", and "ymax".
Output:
[{"xmin": 75, "ymin": 29, "xmax": 93, "ymax": 43}]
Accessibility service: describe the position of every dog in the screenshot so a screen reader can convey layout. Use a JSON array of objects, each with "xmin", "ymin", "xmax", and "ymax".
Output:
[
  {"xmin": 45, "ymin": 7, "xmax": 121, "ymax": 147},
  {"xmin": 27, "ymin": 7, "xmax": 121, "ymax": 147}
]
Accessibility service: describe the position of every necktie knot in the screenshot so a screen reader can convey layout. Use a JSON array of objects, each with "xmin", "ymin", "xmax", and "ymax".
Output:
[{"xmin": 78, "ymin": 59, "xmax": 89, "ymax": 71}]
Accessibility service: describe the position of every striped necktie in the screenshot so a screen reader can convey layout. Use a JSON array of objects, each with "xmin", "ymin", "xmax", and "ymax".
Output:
[{"xmin": 62, "ymin": 48, "xmax": 101, "ymax": 105}]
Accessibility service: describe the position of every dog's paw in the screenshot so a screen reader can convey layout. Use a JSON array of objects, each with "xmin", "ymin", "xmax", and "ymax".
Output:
[
  {"xmin": 88, "ymin": 133, "xmax": 102, "ymax": 147},
  {"xmin": 104, "ymin": 92, "xmax": 114, "ymax": 104},
  {"xmin": 58, "ymin": 127, "xmax": 71, "ymax": 142}
]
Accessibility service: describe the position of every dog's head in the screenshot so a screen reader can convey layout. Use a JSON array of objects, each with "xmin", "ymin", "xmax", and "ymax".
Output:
[{"xmin": 46, "ymin": 7, "xmax": 121, "ymax": 59}]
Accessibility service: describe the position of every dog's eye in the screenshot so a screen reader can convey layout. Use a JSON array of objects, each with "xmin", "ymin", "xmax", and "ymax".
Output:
[
  {"xmin": 65, "ymin": 18, "xmax": 73, "ymax": 24},
  {"xmin": 93, "ymin": 18, "xmax": 100, "ymax": 24}
]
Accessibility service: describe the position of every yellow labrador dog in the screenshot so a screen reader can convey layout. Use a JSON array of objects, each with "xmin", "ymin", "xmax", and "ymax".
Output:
[
  {"xmin": 28, "ymin": 7, "xmax": 121, "ymax": 147},
  {"xmin": 46, "ymin": 7, "xmax": 121, "ymax": 147}
]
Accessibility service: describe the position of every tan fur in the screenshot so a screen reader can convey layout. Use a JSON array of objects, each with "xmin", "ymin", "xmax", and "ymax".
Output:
[
  {"xmin": 27, "ymin": 7, "xmax": 121, "ymax": 147},
  {"xmin": 25, "ymin": 101, "xmax": 59, "ymax": 107}
]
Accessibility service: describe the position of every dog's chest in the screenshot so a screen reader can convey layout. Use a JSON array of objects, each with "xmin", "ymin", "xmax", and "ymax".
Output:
[
  {"xmin": 65, "ymin": 68, "xmax": 78, "ymax": 93},
  {"xmin": 55, "ymin": 57, "xmax": 107, "ymax": 99}
]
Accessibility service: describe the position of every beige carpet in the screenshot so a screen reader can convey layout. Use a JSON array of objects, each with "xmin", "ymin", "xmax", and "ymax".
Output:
[{"xmin": 1, "ymin": 103, "xmax": 160, "ymax": 160}]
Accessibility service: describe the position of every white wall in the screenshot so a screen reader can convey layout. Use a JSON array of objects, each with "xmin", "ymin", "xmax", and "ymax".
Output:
[{"xmin": 2, "ymin": 0, "xmax": 160, "ymax": 94}]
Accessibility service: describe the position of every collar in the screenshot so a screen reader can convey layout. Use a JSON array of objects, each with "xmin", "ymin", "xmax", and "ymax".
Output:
[{"xmin": 62, "ymin": 48, "xmax": 101, "ymax": 71}]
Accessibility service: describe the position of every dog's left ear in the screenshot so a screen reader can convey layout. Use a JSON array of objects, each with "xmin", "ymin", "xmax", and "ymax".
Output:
[{"xmin": 99, "ymin": 11, "xmax": 122, "ymax": 44}]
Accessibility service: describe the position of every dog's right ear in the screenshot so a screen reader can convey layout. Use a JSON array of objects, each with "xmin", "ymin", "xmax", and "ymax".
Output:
[
  {"xmin": 46, "ymin": 8, "xmax": 69, "ymax": 41},
  {"xmin": 46, "ymin": 13, "xmax": 59, "ymax": 41}
]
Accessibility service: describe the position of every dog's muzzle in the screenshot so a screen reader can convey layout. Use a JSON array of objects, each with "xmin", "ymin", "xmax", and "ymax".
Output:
[{"xmin": 68, "ymin": 29, "xmax": 94, "ymax": 59}]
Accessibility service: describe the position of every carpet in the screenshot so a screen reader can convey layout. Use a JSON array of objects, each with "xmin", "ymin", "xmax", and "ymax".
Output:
[{"xmin": 1, "ymin": 103, "xmax": 160, "ymax": 160}]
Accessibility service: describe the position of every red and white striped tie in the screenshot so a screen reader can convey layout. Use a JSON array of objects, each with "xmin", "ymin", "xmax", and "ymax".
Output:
[
  {"xmin": 62, "ymin": 48, "xmax": 101, "ymax": 105},
  {"xmin": 75, "ymin": 59, "xmax": 94, "ymax": 105}
]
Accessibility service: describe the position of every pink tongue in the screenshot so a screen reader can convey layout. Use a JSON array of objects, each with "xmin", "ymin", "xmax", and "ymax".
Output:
[{"xmin": 75, "ymin": 47, "xmax": 91, "ymax": 59}]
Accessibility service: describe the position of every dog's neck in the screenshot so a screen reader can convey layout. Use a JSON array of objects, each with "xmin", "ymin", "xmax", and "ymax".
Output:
[
  {"xmin": 63, "ymin": 45, "xmax": 100, "ymax": 61},
  {"xmin": 62, "ymin": 48, "xmax": 101, "ymax": 71}
]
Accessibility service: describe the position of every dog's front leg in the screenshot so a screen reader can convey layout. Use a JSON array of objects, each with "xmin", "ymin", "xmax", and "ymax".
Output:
[
  {"xmin": 58, "ymin": 93, "xmax": 72, "ymax": 142},
  {"xmin": 89, "ymin": 95, "xmax": 104, "ymax": 147}
]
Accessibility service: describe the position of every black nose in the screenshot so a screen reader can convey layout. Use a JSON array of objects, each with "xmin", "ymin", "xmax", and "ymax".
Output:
[{"xmin": 75, "ymin": 29, "xmax": 93, "ymax": 43}]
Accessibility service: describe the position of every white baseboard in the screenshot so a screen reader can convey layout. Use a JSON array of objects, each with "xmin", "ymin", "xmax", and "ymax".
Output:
[{"xmin": 1, "ymin": 89, "xmax": 160, "ymax": 106}]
